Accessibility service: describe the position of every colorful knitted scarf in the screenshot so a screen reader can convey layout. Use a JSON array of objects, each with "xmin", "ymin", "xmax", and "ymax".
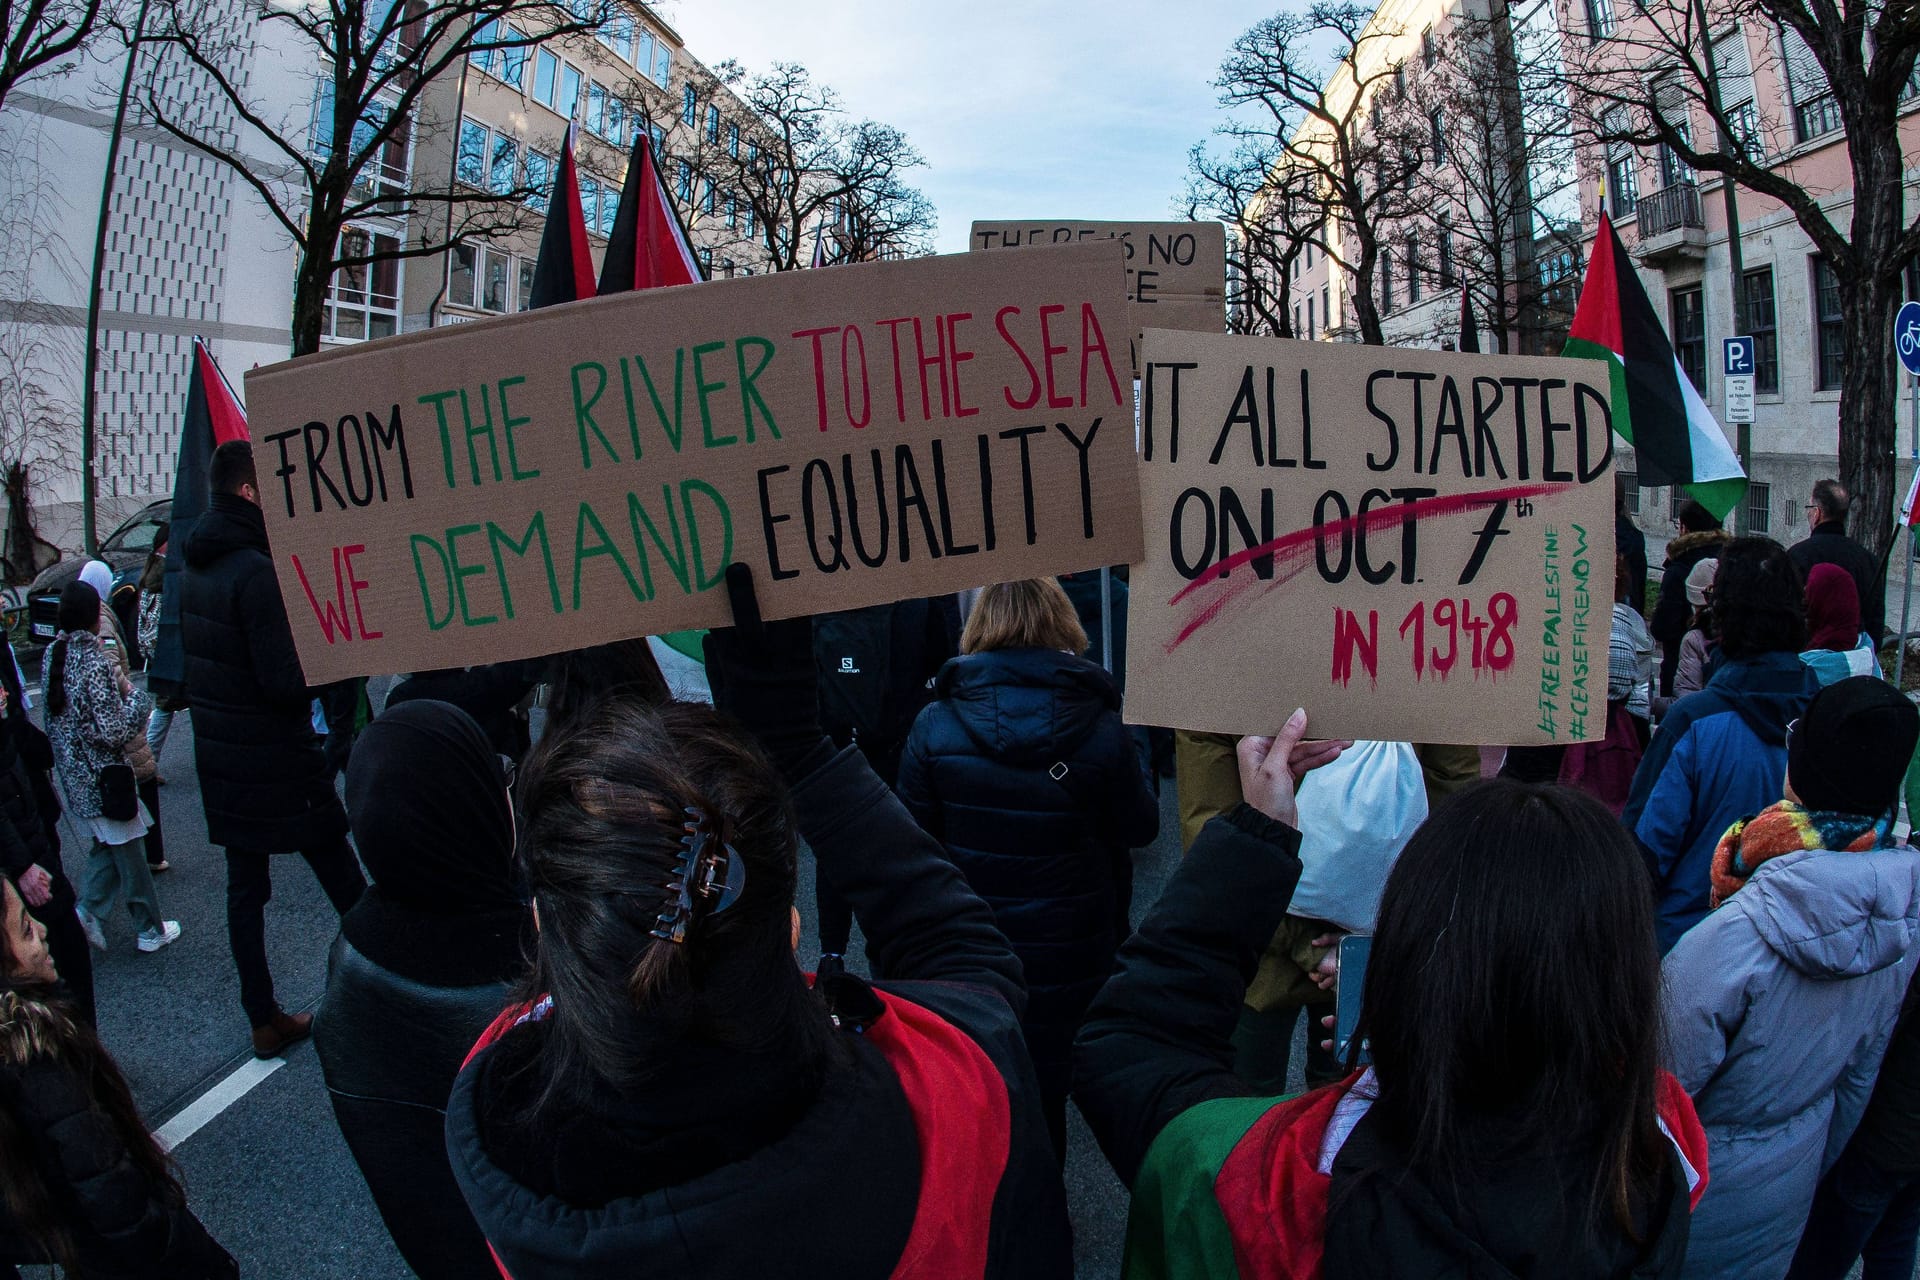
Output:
[{"xmin": 1711, "ymin": 800, "xmax": 1894, "ymax": 907}]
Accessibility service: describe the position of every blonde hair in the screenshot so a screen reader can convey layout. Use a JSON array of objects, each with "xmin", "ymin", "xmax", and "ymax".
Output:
[{"xmin": 961, "ymin": 579, "xmax": 1088, "ymax": 656}]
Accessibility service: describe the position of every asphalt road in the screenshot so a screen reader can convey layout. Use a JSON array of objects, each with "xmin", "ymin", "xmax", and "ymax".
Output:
[{"xmin": 56, "ymin": 672, "xmax": 1261, "ymax": 1280}]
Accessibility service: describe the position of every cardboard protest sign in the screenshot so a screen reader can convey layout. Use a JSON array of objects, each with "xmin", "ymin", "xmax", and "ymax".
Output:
[
  {"xmin": 242, "ymin": 242, "xmax": 1142, "ymax": 685},
  {"xmin": 969, "ymin": 221, "xmax": 1226, "ymax": 370},
  {"xmin": 1125, "ymin": 330, "xmax": 1615, "ymax": 746}
]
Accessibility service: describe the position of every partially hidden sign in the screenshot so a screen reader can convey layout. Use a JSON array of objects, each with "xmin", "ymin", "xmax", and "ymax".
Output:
[
  {"xmin": 1125, "ymin": 331, "xmax": 1616, "ymax": 746},
  {"xmin": 969, "ymin": 221, "xmax": 1226, "ymax": 371},
  {"xmin": 243, "ymin": 242, "xmax": 1142, "ymax": 684}
]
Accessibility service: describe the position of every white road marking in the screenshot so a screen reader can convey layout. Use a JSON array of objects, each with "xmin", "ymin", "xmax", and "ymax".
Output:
[{"xmin": 153, "ymin": 1055, "xmax": 286, "ymax": 1152}]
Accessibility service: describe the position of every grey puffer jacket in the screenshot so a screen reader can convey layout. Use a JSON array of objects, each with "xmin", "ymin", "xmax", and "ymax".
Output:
[
  {"xmin": 1663, "ymin": 845, "xmax": 1920, "ymax": 1280},
  {"xmin": 42, "ymin": 632, "xmax": 149, "ymax": 823}
]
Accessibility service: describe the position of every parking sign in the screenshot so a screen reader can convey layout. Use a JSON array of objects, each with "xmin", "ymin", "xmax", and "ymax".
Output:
[{"xmin": 1723, "ymin": 336, "xmax": 1754, "ymax": 378}]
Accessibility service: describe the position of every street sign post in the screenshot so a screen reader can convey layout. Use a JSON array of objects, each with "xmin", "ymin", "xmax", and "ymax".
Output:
[{"xmin": 1894, "ymin": 304, "xmax": 1920, "ymax": 684}]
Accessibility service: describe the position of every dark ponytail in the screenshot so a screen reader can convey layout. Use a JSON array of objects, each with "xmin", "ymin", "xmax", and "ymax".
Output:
[
  {"xmin": 46, "ymin": 581, "xmax": 102, "ymax": 720},
  {"xmin": 512, "ymin": 698, "xmax": 844, "ymax": 1122}
]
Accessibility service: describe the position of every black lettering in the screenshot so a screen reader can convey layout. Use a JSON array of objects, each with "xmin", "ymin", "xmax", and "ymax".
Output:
[
  {"xmin": 999, "ymin": 424, "xmax": 1046, "ymax": 545},
  {"xmin": 929, "ymin": 440, "xmax": 979, "ymax": 556},
  {"xmin": 1393, "ymin": 487, "xmax": 1438, "ymax": 583},
  {"xmin": 1356, "ymin": 488, "xmax": 1397, "ymax": 584},
  {"xmin": 1315, "ymin": 490, "xmax": 1353, "ymax": 583},
  {"xmin": 842, "ymin": 450, "xmax": 890, "ymax": 567},
  {"xmin": 893, "ymin": 445, "xmax": 941, "ymax": 563},
  {"xmin": 1211, "ymin": 369, "xmax": 1265, "ymax": 466},
  {"xmin": 302, "ymin": 419, "xmax": 347, "ymax": 513},
  {"xmin": 1499, "ymin": 377, "xmax": 1540, "ymax": 480},
  {"xmin": 1574, "ymin": 382, "xmax": 1615, "ymax": 482},
  {"xmin": 755, "ymin": 465, "xmax": 801, "ymax": 581},
  {"xmin": 800, "ymin": 458, "xmax": 850, "ymax": 573},
  {"xmin": 1470, "ymin": 378, "xmax": 1509, "ymax": 480},
  {"xmin": 1052, "ymin": 419, "xmax": 1101, "ymax": 540},
  {"xmin": 1364, "ymin": 371, "xmax": 1400, "ymax": 471},
  {"xmin": 265, "ymin": 428, "xmax": 301, "ymax": 518},
  {"xmin": 1539, "ymin": 378, "xmax": 1573, "ymax": 482},
  {"xmin": 1170, "ymin": 488, "xmax": 1215, "ymax": 580},
  {"xmin": 365, "ymin": 405, "xmax": 414, "ymax": 500}
]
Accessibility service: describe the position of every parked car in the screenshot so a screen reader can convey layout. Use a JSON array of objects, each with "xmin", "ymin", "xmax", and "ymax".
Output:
[{"xmin": 27, "ymin": 499, "xmax": 169, "ymax": 652}]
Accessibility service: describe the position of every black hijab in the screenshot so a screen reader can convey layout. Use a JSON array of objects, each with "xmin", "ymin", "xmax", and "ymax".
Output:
[{"xmin": 341, "ymin": 699, "xmax": 527, "ymax": 987}]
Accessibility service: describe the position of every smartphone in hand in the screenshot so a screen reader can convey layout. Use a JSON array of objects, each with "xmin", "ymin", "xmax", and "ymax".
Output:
[{"xmin": 1333, "ymin": 934, "xmax": 1373, "ymax": 1066}]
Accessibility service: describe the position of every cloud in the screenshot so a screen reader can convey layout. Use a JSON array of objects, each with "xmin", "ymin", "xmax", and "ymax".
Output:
[{"xmin": 657, "ymin": 1, "xmax": 1264, "ymax": 252}]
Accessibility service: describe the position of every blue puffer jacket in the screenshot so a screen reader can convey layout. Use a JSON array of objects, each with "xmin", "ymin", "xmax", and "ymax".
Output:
[
  {"xmin": 1624, "ymin": 650, "xmax": 1819, "ymax": 952},
  {"xmin": 897, "ymin": 648, "xmax": 1159, "ymax": 1094}
]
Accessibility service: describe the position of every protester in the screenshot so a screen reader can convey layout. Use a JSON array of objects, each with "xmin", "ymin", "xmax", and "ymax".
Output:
[
  {"xmin": 135, "ymin": 527, "xmax": 183, "ymax": 769},
  {"xmin": 1075, "ymin": 735, "xmax": 1708, "ymax": 1278},
  {"xmin": 1801, "ymin": 564, "xmax": 1880, "ymax": 687},
  {"xmin": 811, "ymin": 595, "xmax": 959, "ymax": 965},
  {"xmin": 82, "ymin": 560, "xmax": 166, "ymax": 876},
  {"xmin": 1624, "ymin": 538, "xmax": 1820, "ymax": 951},
  {"xmin": 1652, "ymin": 501, "xmax": 1731, "ymax": 697},
  {"xmin": 541, "ymin": 636, "xmax": 670, "ymax": 743},
  {"xmin": 0, "ymin": 876, "xmax": 236, "ymax": 1278},
  {"xmin": 181, "ymin": 440, "xmax": 365, "ymax": 1058},
  {"xmin": 445, "ymin": 567, "xmax": 1073, "ymax": 1277},
  {"xmin": 43, "ymin": 582, "xmax": 178, "ymax": 956},
  {"xmin": 1663, "ymin": 676, "xmax": 1920, "ymax": 1279},
  {"xmin": 315, "ymin": 700, "xmax": 528, "ymax": 1280},
  {"xmin": 78, "ymin": 559, "xmax": 139, "ymax": 672},
  {"xmin": 896, "ymin": 577, "xmax": 1158, "ymax": 1155},
  {"xmin": 0, "ymin": 663, "xmax": 91, "ymax": 1024},
  {"xmin": 1791, "ymin": 479, "xmax": 1884, "ymax": 641},
  {"xmin": 1653, "ymin": 558, "xmax": 1722, "ymax": 719},
  {"xmin": 1788, "ymin": 969, "xmax": 1920, "ymax": 1280},
  {"xmin": 385, "ymin": 659, "xmax": 541, "ymax": 760},
  {"xmin": 1619, "ymin": 473, "xmax": 1649, "ymax": 617},
  {"xmin": 1059, "ymin": 567, "xmax": 1130, "ymax": 692}
]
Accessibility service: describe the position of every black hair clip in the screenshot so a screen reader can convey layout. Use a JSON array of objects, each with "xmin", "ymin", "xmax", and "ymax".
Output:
[{"xmin": 650, "ymin": 806, "xmax": 748, "ymax": 944}]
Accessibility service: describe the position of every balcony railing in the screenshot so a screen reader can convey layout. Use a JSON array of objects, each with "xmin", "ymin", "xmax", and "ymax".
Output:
[{"xmin": 1636, "ymin": 181, "xmax": 1704, "ymax": 239}]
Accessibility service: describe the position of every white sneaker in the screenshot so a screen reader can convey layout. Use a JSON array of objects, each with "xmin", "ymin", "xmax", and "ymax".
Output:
[
  {"xmin": 75, "ymin": 908, "xmax": 106, "ymax": 951},
  {"xmin": 136, "ymin": 921, "xmax": 182, "ymax": 953}
]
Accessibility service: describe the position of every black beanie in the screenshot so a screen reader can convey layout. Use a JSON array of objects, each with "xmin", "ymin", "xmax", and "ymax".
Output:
[{"xmin": 1788, "ymin": 677, "xmax": 1920, "ymax": 817}]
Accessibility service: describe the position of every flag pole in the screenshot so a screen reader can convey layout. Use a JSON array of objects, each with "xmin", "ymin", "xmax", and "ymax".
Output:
[
  {"xmin": 1099, "ymin": 567, "xmax": 1114, "ymax": 675},
  {"xmin": 1897, "ymin": 528, "xmax": 1913, "ymax": 687}
]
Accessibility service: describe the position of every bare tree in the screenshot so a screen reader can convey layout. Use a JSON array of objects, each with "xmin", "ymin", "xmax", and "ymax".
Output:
[
  {"xmin": 142, "ymin": 0, "xmax": 611, "ymax": 355},
  {"xmin": 1183, "ymin": 139, "xmax": 1322, "ymax": 338},
  {"xmin": 1573, "ymin": 0, "xmax": 1920, "ymax": 550},
  {"xmin": 656, "ymin": 60, "xmax": 933, "ymax": 271},
  {"xmin": 0, "ymin": 126, "xmax": 81, "ymax": 582},
  {"xmin": 1386, "ymin": 8, "xmax": 1583, "ymax": 353},
  {"xmin": 0, "ymin": 0, "xmax": 111, "ymax": 112},
  {"xmin": 1217, "ymin": 3, "xmax": 1424, "ymax": 346}
]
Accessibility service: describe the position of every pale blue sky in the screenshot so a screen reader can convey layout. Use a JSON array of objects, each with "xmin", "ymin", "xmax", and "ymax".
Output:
[{"xmin": 660, "ymin": 2, "xmax": 1277, "ymax": 253}]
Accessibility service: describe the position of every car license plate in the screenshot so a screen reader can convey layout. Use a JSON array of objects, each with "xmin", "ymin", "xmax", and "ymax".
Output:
[{"xmin": 29, "ymin": 622, "xmax": 52, "ymax": 640}]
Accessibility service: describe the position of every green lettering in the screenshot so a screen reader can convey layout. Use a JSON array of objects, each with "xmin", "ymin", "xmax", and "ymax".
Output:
[
  {"xmin": 446, "ymin": 523, "xmax": 497, "ymax": 627},
  {"xmin": 487, "ymin": 513, "xmax": 561, "ymax": 619},
  {"xmin": 571, "ymin": 500, "xmax": 645, "ymax": 609},
  {"xmin": 417, "ymin": 390, "xmax": 461, "ymax": 489},
  {"xmin": 736, "ymin": 336, "xmax": 780, "ymax": 442},
  {"xmin": 693, "ymin": 341, "xmax": 736, "ymax": 448},
  {"xmin": 681, "ymin": 478, "xmax": 733, "ymax": 591},
  {"xmin": 496, "ymin": 376, "xmax": 540, "ymax": 480},
  {"xmin": 409, "ymin": 534, "xmax": 456, "ymax": 630},
  {"xmin": 460, "ymin": 385, "xmax": 503, "ymax": 485},
  {"xmin": 616, "ymin": 357, "xmax": 643, "ymax": 461},
  {"xmin": 628, "ymin": 486, "xmax": 688, "ymax": 596},
  {"xmin": 571, "ymin": 361, "xmax": 618, "ymax": 470},
  {"xmin": 635, "ymin": 350, "xmax": 685, "ymax": 452}
]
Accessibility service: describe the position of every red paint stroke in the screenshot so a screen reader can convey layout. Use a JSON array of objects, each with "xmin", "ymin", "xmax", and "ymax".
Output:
[{"xmin": 1165, "ymin": 481, "xmax": 1573, "ymax": 653}]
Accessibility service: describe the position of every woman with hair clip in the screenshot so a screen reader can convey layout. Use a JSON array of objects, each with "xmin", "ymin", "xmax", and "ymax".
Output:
[
  {"xmin": 0, "ymin": 875, "xmax": 235, "ymax": 1278},
  {"xmin": 1075, "ymin": 744, "xmax": 1711, "ymax": 1279},
  {"xmin": 445, "ymin": 566, "xmax": 1072, "ymax": 1278}
]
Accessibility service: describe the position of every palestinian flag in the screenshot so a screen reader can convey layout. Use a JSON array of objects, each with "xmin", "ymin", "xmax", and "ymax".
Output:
[
  {"xmin": 1565, "ymin": 212, "xmax": 1747, "ymax": 521},
  {"xmin": 1457, "ymin": 288, "xmax": 1480, "ymax": 353},
  {"xmin": 1901, "ymin": 468, "xmax": 1920, "ymax": 529},
  {"xmin": 597, "ymin": 131, "xmax": 703, "ymax": 294},
  {"xmin": 527, "ymin": 126, "xmax": 595, "ymax": 309},
  {"xmin": 148, "ymin": 338, "xmax": 248, "ymax": 702},
  {"xmin": 809, "ymin": 218, "xmax": 828, "ymax": 269}
]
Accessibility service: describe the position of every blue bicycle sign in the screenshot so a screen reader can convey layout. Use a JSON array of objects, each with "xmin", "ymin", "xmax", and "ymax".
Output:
[{"xmin": 1898, "ymin": 302, "xmax": 1920, "ymax": 376}]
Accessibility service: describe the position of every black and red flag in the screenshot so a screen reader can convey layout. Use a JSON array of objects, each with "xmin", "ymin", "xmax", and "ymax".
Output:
[
  {"xmin": 597, "ymin": 130, "xmax": 703, "ymax": 294},
  {"xmin": 1457, "ymin": 287, "xmax": 1481, "ymax": 353},
  {"xmin": 528, "ymin": 125, "xmax": 597, "ymax": 309},
  {"xmin": 147, "ymin": 338, "xmax": 249, "ymax": 702}
]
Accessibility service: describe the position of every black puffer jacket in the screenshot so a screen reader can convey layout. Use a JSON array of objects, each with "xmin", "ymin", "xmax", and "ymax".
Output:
[
  {"xmin": 180, "ymin": 494, "xmax": 345, "ymax": 851},
  {"xmin": 896, "ymin": 648, "xmax": 1159, "ymax": 1099},
  {"xmin": 0, "ymin": 993, "xmax": 235, "ymax": 1279}
]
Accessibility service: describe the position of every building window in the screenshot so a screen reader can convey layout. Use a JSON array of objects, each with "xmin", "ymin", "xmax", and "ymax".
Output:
[
  {"xmin": 681, "ymin": 84, "xmax": 697, "ymax": 126},
  {"xmin": 599, "ymin": 183, "xmax": 619, "ymax": 237},
  {"xmin": 1294, "ymin": 303, "xmax": 1301, "ymax": 334},
  {"xmin": 1653, "ymin": 77, "xmax": 1693, "ymax": 188},
  {"xmin": 703, "ymin": 180, "xmax": 717, "ymax": 216},
  {"xmin": 1380, "ymin": 249, "xmax": 1394, "ymax": 313},
  {"xmin": 728, "ymin": 122, "xmax": 740, "ymax": 158},
  {"xmin": 634, "ymin": 29, "xmax": 653, "ymax": 75},
  {"xmin": 448, "ymin": 244, "xmax": 512, "ymax": 314},
  {"xmin": 1621, "ymin": 471, "xmax": 1640, "ymax": 513},
  {"xmin": 744, "ymin": 202, "xmax": 755, "ymax": 238},
  {"xmin": 1782, "ymin": 26, "xmax": 1841, "ymax": 142},
  {"xmin": 1670, "ymin": 285, "xmax": 1705, "ymax": 392},
  {"xmin": 524, "ymin": 149, "xmax": 553, "ymax": 211},
  {"xmin": 725, "ymin": 191, "xmax": 737, "ymax": 229},
  {"xmin": 1422, "ymin": 27, "xmax": 1436, "ymax": 66},
  {"xmin": 1604, "ymin": 107, "xmax": 1638, "ymax": 217},
  {"xmin": 1439, "ymin": 218, "xmax": 1455, "ymax": 287},
  {"xmin": 516, "ymin": 258, "xmax": 535, "ymax": 312},
  {"xmin": 1307, "ymin": 295, "xmax": 1316, "ymax": 341},
  {"xmin": 1586, "ymin": 0, "xmax": 1616, "ymax": 39},
  {"xmin": 560, "ymin": 63, "xmax": 582, "ymax": 119},
  {"xmin": 676, "ymin": 161, "xmax": 692, "ymax": 205},
  {"xmin": 699, "ymin": 246, "xmax": 714, "ymax": 275},
  {"xmin": 489, "ymin": 132, "xmax": 518, "ymax": 195},
  {"xmin": 1745, "ymin": 481, "xmax": 1772, "ymax": 534},
  {"xmin": 1814, "ymin": 256, "xmax": 1844, "ymax": 390},
  {"xmin": 721, "ymin": 257, "xmax": 735, "ymax": 278},
  {"xmin": 1741, "ymin": 267, "xmax": 1778, "ymax": 394},
  {"xmin": 1393, "ymin": 64, "xmax": 1406, "ymax": 98},
  {"xmin": 456, "ymin": 117, "xmax": 488, "ymax": 186},
  {"xmin": 580, "ymin": 174, "xmax": 600, "ymax": 234},
  {"xmin": 324, "ymin": 228, "xmax": 400, "ymax": 341},
  {"xmin": 705, "ymin": 104, "xmax": 720, "ymax": 143},
  {"xmin": 598, "ymin": 14, "xmax": 633, "ymax": 62},
  {"xmin": 1429, "ymin": 110, "xmax": 1446, "ymax": 164},
  {"xmin": 1406, "ymin": 234, "xmax": 1422, "ymax": 303},
  {"xmin": 654, "ymin": 43, "xmax": 671, "ymax": 88},
  {"xmin": 1322, "ymin": 285, "xmax": 1331, "ymax": 332},
  {"xmin": 534, "ymin": 49, "xmax": 558, "ymax": 109}
]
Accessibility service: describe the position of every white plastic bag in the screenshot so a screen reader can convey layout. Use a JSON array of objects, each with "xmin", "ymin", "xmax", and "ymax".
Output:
[{"xmin": 1286, "ymin": 740, "xmax": 1428, "ymax": 932}]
